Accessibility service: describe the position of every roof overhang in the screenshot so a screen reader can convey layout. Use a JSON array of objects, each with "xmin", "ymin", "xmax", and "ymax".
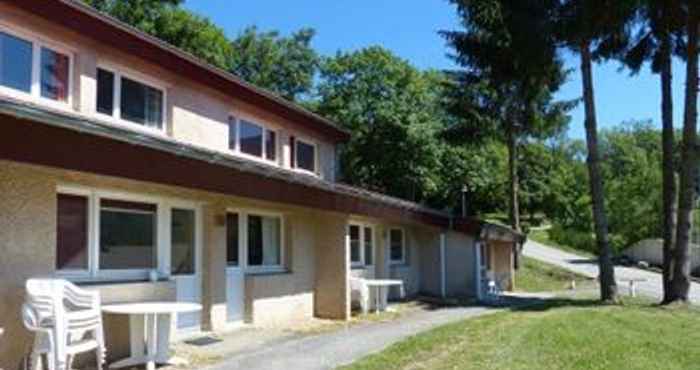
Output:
[
  {"xmin": 0, "ymin": 97, "xmax": 446, "ymax": 227},
  {"xmin": 453, "ymin": 218, "xmax": 526, "ymax": 244},
  {"xmin": 9, "ymin": 0, "xmax": 350, "ymax": 143}
]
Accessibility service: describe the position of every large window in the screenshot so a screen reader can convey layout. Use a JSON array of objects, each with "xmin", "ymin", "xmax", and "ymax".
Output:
[
  {"xmin": 295, "ymin": 139, "xmax": 317, "ymax": 173},
  {"xmin": 99, "ymin": 199, "xmax": 157, "ymax": 270},
  {"xmin": 0, "ymin": 30, "xmax": 71, "ymax": 104},
  {"xmin": 389, "ymin": 228, "xmax": 406, "ymax": 265},
  {"xmin": 348, "ymin": 223, "xmax": 373, "ymax": 267},
  {"xmin": 228, "ymin": 118, "xmax": 277, "ymax": 162},
  {"xmin": 56, "ymin": 189, "xmax": 199, "ymax": 280},
  {"xmin": 96, "ymin": 67, "xmax": 165, "ymax": 130},
  {"xmin": 226, "ymin": 211, "xmax": 284, "ymax": 271}
]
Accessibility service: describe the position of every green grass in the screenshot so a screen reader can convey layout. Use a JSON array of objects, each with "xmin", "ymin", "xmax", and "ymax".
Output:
[
  {"xmin": 529, "ymin": 228, "xmax": 595, "ymax": 258},
  {"xmin": 339, "ymin": 298, "xmax": 700, "ymax": 370},
  {"xmin": 515, "ymin": 257, "xmax": 593, "ymax": 293}
]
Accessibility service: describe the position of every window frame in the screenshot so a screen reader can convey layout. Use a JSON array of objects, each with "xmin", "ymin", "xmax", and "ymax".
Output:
[
  {"xmin": 389, "ymin": 227, "xmax": 407, "ymax": 265},
  {"xmin": 227, "ymin": 116, "xmax": 279, "ymax": 164},
  {"xmin": 55, "ymin": 185, "xmax": 201, "ymax": 282},
  {"xmin": 0, "ymin": 23, "xmax": 74, "ymax": 110},
  {"xmin": 294, "ymin": 137, "xmax": 318, "ymax": 175},
  {"xmin": 226, "ymin": 207, "xmax": 286, "ymax": 274},
  {"xmin": 348, "ymin": 222, "xmax": 374, "ymax": 268},
  {"xmin": 95, "ymin": 63, "xmax": 168, "ymax": 135}
]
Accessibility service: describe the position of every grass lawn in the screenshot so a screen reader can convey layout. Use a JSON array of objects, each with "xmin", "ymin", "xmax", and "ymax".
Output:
[
  {"xmin": 339, "ymin": 298, "xmax": 700, "ymax": 370},
  {"xmin": 528, "ymin": 228, "xmax": 595, "ymax": 258},
  {"xmin": 515, "ymin": 256, "xmax": 593, "ymax": 293}
]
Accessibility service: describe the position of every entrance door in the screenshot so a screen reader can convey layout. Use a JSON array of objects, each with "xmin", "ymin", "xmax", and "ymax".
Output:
[
  {"xmin": 170, "ymin": 207, "xmax": 202, "ymax": 333},
  {"xmin": 225, "ymin": 212, "xmax": 245, "ymax": 324}
]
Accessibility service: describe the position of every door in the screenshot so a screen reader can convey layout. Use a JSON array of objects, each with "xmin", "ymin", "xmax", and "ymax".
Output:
[
  {"xmin": 225, "ymin": 212, "xmax": 245, "ymax": 324},
  {"xmin": 170, "ymin": 207, "xmax": 202, "ymax": 333}
]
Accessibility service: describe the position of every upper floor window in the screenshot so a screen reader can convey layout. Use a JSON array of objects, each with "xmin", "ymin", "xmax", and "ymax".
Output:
[
  {"xmin": 295, "ymin": 139, "xmax": 317, "ymax": 173},
  {"xmin": 0, "ymin": 30, "xmax": 71, "ymax": 105},
  {"xmin": 96, "ymin": 67, "xmax": 165, "ymax": 131},
  {"xmin": 228, "ymin": 117, "xmax": 277, "ymax": 163}
]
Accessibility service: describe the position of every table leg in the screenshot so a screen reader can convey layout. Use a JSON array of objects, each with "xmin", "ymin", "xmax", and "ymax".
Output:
[{"xmin": 375, "ymin": 287, "xmax": 381, "ymax": 314}]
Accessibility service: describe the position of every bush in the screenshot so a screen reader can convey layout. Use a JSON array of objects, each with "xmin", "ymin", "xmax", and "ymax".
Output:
[{"xmin": 549, "ymin": 224, "xmax": 597, "ymax": 255}]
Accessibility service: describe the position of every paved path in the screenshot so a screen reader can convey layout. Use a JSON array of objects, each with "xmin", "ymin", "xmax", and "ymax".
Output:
[
  {"xmin": 524, "ymin": 239, "xmax": 700, "ymax": 303},
  {"xmin": 204, "ymin": 302, "xmax": 527, "ymax": 370}
]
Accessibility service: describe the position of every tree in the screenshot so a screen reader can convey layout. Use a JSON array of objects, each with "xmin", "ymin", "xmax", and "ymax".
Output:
[
  {"xmin": 442, "ymin": 0, "xmax": 573, "ymax": 236},
  {"xmin": 670, "ymin": 1, "xmax": 700, "ymax": 303},
  {"xmin": 229, "ymin": 27, "xmax": 320, "ymax": 101},
  {"xmin": 84, "ymin": 0, "xmax": 232, "ymax": 69},
  {"xmin": 618, "ymin": 0, "xmax": 685, "ymax": 303},
  {"xmin": 316, "ymin": 47, "xmax": 446, "ymax": 203},
  {"xmin": 556, "ymin": 0, "xmax": 638, "ymax": 302}
]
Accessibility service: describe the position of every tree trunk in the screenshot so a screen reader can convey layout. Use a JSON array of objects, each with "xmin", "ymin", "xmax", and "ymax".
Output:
[
  {"xmin": 659, "ymin": 15, "xmax": 677, "ymax": 304},
  {"xmin": 507, "ymin": 125, "xmax": 521, "ymax": 233},
  {"xmin": 669, "ymin": 6, "xmax": 699, "ymax": 303},
  {"xmin": 580, "ymin": 41, "xmax": 618, "ymax": 302}
]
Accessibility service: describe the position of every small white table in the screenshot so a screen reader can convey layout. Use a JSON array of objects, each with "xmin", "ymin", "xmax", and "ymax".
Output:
[
  {"xmin": 364, "ymin": 279, "xmax": 405, "ymax": 313},
  {"xmin": 102, "ymin": 302, "xmax": 201, "ymax": 370},
  {"xmin": 619, "ymin": 278, "xmax": 647, "ymax": 297}
]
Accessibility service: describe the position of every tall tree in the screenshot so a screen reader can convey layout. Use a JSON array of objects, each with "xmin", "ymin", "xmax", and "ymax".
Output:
[
  {"xmin": 619, "ymin": 0, "xmax": 685, "ymax": 303},
  {"xmin": 229, "ymin": 26, "xmax": 320, "ymax": 101},
  {"xmin": 670, "ymin": 1, "xmax": 700, "ymax": 303},
  {"xmin": 442, "ymin": 0, "xmax": 573, "ymax": 236},
  {"xmin": 556, "ymin": 0, "xmax": 637, "ymax": 302},
  {"xmin": 316, "ymin": 47, "xmax": 446, "ymax": 203},
  {"xmin": 83, "ymin": 0, "xmax": 232, "ymax": 69}
]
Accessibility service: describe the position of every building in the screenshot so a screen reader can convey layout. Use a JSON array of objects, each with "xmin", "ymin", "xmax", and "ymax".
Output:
[{"xmin": 0, "ymin": 1, "xmax": 523, "ymax": 368}]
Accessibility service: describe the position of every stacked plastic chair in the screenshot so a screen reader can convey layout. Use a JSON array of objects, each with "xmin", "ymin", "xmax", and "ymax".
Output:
[{"xmin": 22, "ymin": 279, "xmax": 106, "ymax": 370}]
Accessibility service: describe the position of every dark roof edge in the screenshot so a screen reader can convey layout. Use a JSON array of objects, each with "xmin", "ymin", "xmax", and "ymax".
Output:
[
  {"xmin": 43, "ymin": 0, "xmax": 351, "ymax": 142},
  {"xmin": 0, "ymin": 97, "xmax": 445, "ymax": 220}
]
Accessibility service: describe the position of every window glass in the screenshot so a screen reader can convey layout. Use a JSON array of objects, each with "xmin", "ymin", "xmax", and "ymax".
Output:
[
  {"xmin": 349, "ymin": 225, "xmax": 361, "ymax": 264},
  {"xmin": 171, "ymin": 208, "xmax": 195, "ymax": 275},
  {"xmin": 99, "ymin": 199, "xmax": 157, "ymax": 270},
  {"xmin": 0, "ymin": 31, "xmax": 32, "ymax": 93},
  {"xmin": 56, "ymin": 194, "xmax": 88, "ymax": 270},
  {"xmin": 226, "ymin": 213, "xmax": 239, "ymax": 267},
  {"xmin": 239, "ymin": 120, "xmax": 263, "ymax": 157},
  {"xmin": 96, "ymin": 68, "xmax": 114, "ymax": 115},
  {"xmin": 40, "ymin": 47, "xmax": 69, "ymax": 102},
  {"xmin": 296, "ymin": 140, "xmax": 316, "ymax": 172},
  {"xmin": 364, "ymin": 227, "xmax": 373, "ymax": 266},
  {"xmin": 390, "ymin": 229, "xmax": 405, "ymax": 262},
  {"xmin": 228, "ymin": 117, "xmax": 237, "ymax": 151},
  {"xmin": 248, "ymin": 214, "xmax": 281, "ymax": 267},
  {"xmin": 120, "ymin": 77, "xmax": 163, "ymax": 129},
  {"xmin": 265, "ymin": 130, "xmax": 276, "ymax": 161}
]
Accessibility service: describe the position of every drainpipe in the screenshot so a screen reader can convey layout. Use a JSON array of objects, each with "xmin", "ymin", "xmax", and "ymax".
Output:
[
  {"xmin": 461, "ymin": 185, "xmax": 468, "ymax": 218},
  {"xmin": 440, "ymin": 233, "xmax": 446, "ymax": 298}
]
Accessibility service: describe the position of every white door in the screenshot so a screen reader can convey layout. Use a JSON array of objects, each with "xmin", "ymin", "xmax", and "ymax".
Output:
[
  {"xmin": 227, "ymin": 266, "xmax": 245, "ymax": 323},
  {"xmin": 225, "ymin": 212, "xmax": 245, "ymax": 324},
  {"xmin": 170, "ymin": 207, "xmax": 202, "ymax": 334}
]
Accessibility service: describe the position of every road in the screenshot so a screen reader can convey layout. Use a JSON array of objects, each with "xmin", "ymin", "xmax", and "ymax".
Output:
[{"xmin": 523, "ymin": 239, "xmax": 700, "ymax": 303}]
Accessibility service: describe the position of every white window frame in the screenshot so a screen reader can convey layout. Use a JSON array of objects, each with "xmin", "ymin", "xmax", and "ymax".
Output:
[
  {"xmin": 348, "ymin": 222, "xmax": 374, "ymax": 268},
  {"xmin": 55, "ymin": 185, "xmax": 201, "ymax": 282},
  {"xmin": 226, "ymin": 207, "xmax": 286, "ymax": 274},
  {"xmin": 95, "ymin": 63, "xmax": 168, "ymax": 136},
  {"xmin": 389, "ymin": 228, "xmax": 407, "ymax": 265},
  {"xmin": 294, "ymin": 138, "xmax": 318, "ymax": 175},
  {"xmin": 228, "ymin": 116, "xmax": 279, "ymax": 165},
  {"xmin": 0, "ymin": 23, "xmax": 74, "ymax": 111}
]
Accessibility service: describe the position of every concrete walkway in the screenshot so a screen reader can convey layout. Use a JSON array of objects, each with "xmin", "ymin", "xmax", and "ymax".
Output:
[
  {"xmin": 202, "ymin": 301, "xmax": 531, "ymax": 370},
  {"xmin": 524, "ymin": 239, "xmax": 700, "ymax": 303}
]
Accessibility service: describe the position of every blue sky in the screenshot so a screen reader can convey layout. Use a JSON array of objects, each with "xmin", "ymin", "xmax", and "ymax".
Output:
[{"xmin": 184, "ymin": 0, "xmax": 687, "ymax": 139}]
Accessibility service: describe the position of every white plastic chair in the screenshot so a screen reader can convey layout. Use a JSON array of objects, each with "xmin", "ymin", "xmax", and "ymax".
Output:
[
  {"xmin": 23, "ymin": 279, "xmax": 106, "ymax": 370},
  {"xmin": 349, "ymin": 278, "xmax": 370, "ymax": 314},
  {"xmin": 485, "ymin": 271, "xmax": 502, "ymax": 303}
]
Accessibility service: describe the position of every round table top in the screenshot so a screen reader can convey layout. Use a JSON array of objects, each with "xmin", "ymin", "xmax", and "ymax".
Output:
[{"xmin": 102, "ymin": 302, "xmax": 202, "ymax": 315}]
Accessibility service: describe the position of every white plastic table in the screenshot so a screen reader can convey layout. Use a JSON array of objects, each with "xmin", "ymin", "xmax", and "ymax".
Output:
[
  {"xmin": 619, "ymin": 278, "xmax": 648, "ymax": 297},
  {"xmin": 102, "ymin": 302, "xmax": 201, "ymax": 370},
  {"xmin": 363, "ymin": 279, "xmax": 405, "ymax": 313}
]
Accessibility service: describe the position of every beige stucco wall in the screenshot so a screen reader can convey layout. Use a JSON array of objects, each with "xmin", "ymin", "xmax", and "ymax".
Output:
[
  {"xmin": 0, "ymin": 3, "xmax": 338, "ymax": 182},
  {"xmin": 444, "ymin": 232, "xmax": 477, "ymax": 297},
  {"xmin": 0, "ymin": 160, "xmax": 351, "ymax": 369}
]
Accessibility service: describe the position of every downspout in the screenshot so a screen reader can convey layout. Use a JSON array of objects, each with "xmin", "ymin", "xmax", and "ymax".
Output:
[{"xmin": 440, "ymin": 233, "xmax": 446, "ymax": 298}]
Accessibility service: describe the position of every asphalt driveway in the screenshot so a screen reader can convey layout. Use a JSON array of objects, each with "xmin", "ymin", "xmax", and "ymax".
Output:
[{"xmin": 523, "ymin": 239, "xmax": 700, "ymax": 303}]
